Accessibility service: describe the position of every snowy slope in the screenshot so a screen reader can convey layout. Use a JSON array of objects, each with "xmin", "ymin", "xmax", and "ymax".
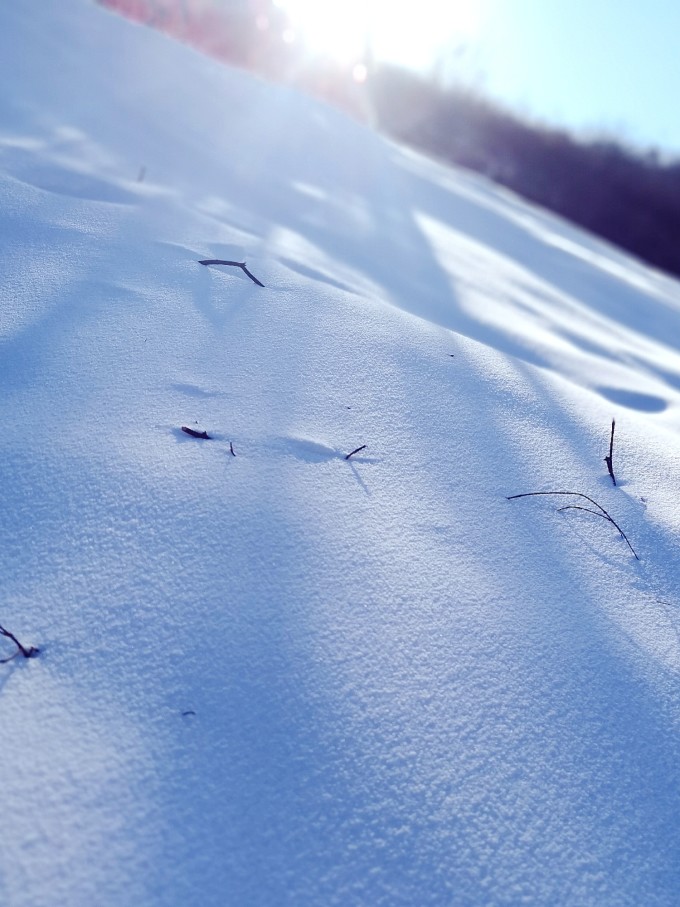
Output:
[{"xmin": 2, "ymin": 2, "xmax": 680, "ymax": 905}]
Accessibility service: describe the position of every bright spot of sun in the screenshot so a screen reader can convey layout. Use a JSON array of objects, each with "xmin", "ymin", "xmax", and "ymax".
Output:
[
  {"xmin": 352, "ymin": 63, "xmax": 368, "ymax": 84},
  {"xmin": 275, "ymin": 0, "xmax": 483, "ymax": 69}
]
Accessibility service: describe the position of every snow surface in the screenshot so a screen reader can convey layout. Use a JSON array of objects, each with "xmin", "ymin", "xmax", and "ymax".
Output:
[{"xmin": 2, "ymin": 1, "xmax": 680, "ymax": 904}]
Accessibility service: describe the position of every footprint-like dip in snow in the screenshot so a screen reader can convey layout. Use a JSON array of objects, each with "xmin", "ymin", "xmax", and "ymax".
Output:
[
  {"xmin": 13, "ymin": 163, "xmax": 136, "ymax": 205},
  {"xmin": 274, "ymin": 436, "xmax": 344, "ymax": 462},
  {"xmin": 597, "ymin": 386, "xmax": 668, "ymax": 413},
  {"xmin": 279, "ymin": 257, "xmax": 355, "ymax": 295},
  {"xmin": 170, "ymin": 382, "xmax": 225, "ymax": 399}
]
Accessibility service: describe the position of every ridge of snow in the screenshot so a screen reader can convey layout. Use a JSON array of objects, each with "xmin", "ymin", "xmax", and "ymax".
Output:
[{"xmin": 1, "ymin": 1, "xmax": 680, "ymax": 905}]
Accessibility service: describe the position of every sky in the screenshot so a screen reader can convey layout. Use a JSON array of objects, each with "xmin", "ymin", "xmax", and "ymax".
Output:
[
  {"xmin": 469, "ymin": 0, "xmax": 680, "ymax": 152},
  {"xmin": 277, "ymin": 0, "xmax": 680, "ymax": 153}
]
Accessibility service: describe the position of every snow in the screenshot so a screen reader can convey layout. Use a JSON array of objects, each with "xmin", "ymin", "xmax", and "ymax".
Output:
[{"xmin": 1, "ymin": 1, "xmax": 680, "ymax": 904}]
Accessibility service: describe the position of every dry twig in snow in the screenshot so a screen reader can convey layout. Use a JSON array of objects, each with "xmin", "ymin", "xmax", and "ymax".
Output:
[
  {"xmin": 181, "ymin": 426, "xmax": 211, "ymax": 439},
  {"xmin": 0, "ymin": 624, "xmax": 39, "ymax": 663},
  {"xmin": 604, "ymin": 419, "xmax": 617, "ymax": 486},
  {"xmin": 345, "ymin": 445, "xmax": 367, "ymax": 461},
  {"xmin": 507, "ymin": 489, "xmax": 638, "ymax": 559},
  {"xmin": 198, "ymin": 259, "xmax": 265, "ymax": 287}
]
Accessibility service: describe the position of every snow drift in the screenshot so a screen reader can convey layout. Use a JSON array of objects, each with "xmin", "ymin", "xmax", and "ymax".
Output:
[{"xmin": 1, "ymin": 1, "xmax": 680, "ymax": 905}]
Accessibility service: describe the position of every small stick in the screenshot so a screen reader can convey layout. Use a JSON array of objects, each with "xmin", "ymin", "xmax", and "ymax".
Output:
[
  {"xmin": 199, "ymin": 259, "xmax": 242, "ymax": 266},
  {"xmin": 198, "ymin": 259, "xmax": 265, "ymax": 287},
  {"xmin": 604, "ymin": 419, "xmax": 616, "ymax": 486},
  {"xmin": 240, "ymin": 264, "xmax": 265, "ymax": 287},
  {"xmin": 507, "ymin": 490, "xmax": 610, "ymax": 517},
  {"xmin": 507, "ymin": 490, "xmax": 639, "ymax": 559},
  {"xmin": 557, "ymin": 505, "xmax": 638, "ymax": 559},
  {"xmin": 0, "ymin": 624, "xmax": 39, "ymax": 663},
  {"xmin": 345, "ymin": 444, "xmax": 367, "ymax": 460},
  {"xmin": 230, "ymin": 441, "xmax": 236, "ymax": 457},
  {"xmin": 557, "ymin": 505, "xmax": 608, "ymax": 520},
  {"xmin": 181, "ymin": 426, "xmax": 211, "ymax": 439}
]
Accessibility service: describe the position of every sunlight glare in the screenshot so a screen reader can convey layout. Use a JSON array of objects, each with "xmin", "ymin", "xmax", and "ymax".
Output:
[{"xmin": 275, "ymin": 0, "xmax": 483, "ymax": 68}]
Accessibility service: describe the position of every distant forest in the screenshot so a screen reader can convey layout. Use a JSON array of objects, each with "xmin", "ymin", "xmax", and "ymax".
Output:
[{"xmin": 100, "ymin": 0, "xmax": 680, "ymax": 280}]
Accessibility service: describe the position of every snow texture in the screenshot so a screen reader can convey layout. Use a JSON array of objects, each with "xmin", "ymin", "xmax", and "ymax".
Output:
[{"xmin": 1, "ymin": 1, "xmax": 680, "ymax": 904}]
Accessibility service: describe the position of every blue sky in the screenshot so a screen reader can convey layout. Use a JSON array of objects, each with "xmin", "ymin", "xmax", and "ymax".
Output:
[
  {"xmin": 260, "ymin": 0, "xmax": 679, "ymax": 151},
  {"xmin": 464, "ymin": 0, "xmax": 680, "ymax": 151}
]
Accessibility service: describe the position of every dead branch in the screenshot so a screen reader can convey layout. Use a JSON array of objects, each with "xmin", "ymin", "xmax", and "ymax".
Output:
[
  {"xmin": 199, "ymin": 258, "xmax": 241, "ymax": 267},
  {"xmin": 240, "ymin": 264, "xmax": 265, "ymax": 287},
  {"xmin": 0, "ymin": 624, "xmax": 39, "ymax": 663},
  {"xmin": 557, "ymin": 505, "xmax": 608, "ymax": 520},
  {"xmin": 604, "ymin": 419, "xmax": 616, "ymax": 486},
  {"xmin": 230, "ymin": 441, "xmax": 236, "ymax": 457},
  {"xmin": 198, "ymin": 259, "xmax": 265, "ymax": 287},
  {"xmin": 345, "ymin": 444, "xmax": 367, "ymax": 461},
  {"xmin": 557, "ymin": 505, "xmax": 638, "ymax": 559},
  {"xmin": 507, "ymin": 490, "xmax": 639, "ymax": 559},
  {"xmin": 507, "ymin": 490, "xmax": 609, "ymax": 516},
  {"xmin": 181, "ymin": 426, "xmax": 211, "ymax": 439}
]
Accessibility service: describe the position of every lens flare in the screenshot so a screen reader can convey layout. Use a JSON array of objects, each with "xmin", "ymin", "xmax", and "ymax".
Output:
[{"xmin": 275, "ymin": 0, "xmax": 482, "ymax": 68}]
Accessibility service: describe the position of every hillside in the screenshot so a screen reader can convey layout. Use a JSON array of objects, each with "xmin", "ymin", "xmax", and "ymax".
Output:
[
  {"xmin": 2, "ymin": 2, "xmax": 680, "ymax": 905},
  {"xmin": 369, "ymin": 65, "xmax": 680, "ymax": 281},
  {"xmin": 95, "ymin": 1, "xmax": 680, "ymax": 282}
]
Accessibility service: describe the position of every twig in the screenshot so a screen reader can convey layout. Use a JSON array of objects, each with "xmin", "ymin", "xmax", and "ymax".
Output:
[
  {"xmin": 199, "ymin": 259, "xmax": 241, "ymax": 267},
  {"xmin": 240, "ymin": 264, "xmax": 265, "ymax": 287},
  {"xmin": 604, "ymin": 419, "xmax": 616, "ymax": 486},
  {"xmin": 345, "ymin": 444, "xmax": 367, "ymax": 461},
  {"xmin": 181, "ymin": 426, "xmax": 211, "ymax": 439},
  {"xmin": 507, "ymin": 490, "xmax": 639, "ymax": 559},
  {"xmin": 507, "ymin": 490, "xmax": 609, "ymax": 516},
  {"xmin": 230, "ymin": 441, "xmax": 236, "ymax": 457},
  {"xmin": 0, "ymin": 624, "xmax": 39, "ymax": 663},
  {"xmin": 557, "ymin": 505, "xmax": 638, "ymax": 558},
  {"xmin": 557, "ymin": 505, "xmax": 609, "ymax": 520},
  {"xmin": 198, "ymin": 259, "xmax": 265, "ymax": 287}
]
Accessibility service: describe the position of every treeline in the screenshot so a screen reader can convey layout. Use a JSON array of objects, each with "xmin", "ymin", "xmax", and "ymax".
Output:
[
  {"xmin": 99, "ymin": 0, "xmax": 680, "ymax": 278},
  {"xmin": 368, "ymin": 65, "xmax": 680, "ymax": 278}
]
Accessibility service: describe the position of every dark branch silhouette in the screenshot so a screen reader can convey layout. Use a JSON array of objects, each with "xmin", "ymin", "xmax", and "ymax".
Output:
[
  {"xmin": 181, "ymin": 426, "xmax": 211, "ymax": 439},
  {"xmin": 345, "ymin": 444, "xmax": 367, "ymax": 460},
  {"xmin": 507, "ymin": 490, "xmax": 639, "ymax": 559},
  {"xmin": 0, "ymin": 624, "xmax": 39, "ymax": 663},
  {"xmin": 230, "ymin": 441, "xmax": 236, "ymax": 457},
  {"xmin": 604, "ymin": 419, "xmax": 616, "ymax": 486},
  {"xmin": 198, "ymin": 259, "xmax": 265, "ymax": 287}
]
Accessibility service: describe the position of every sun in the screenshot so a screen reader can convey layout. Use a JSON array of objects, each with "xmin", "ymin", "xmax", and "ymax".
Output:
[{"xmin": 275, "ymin": 0, "xmax": 483, "ymax": 70}]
